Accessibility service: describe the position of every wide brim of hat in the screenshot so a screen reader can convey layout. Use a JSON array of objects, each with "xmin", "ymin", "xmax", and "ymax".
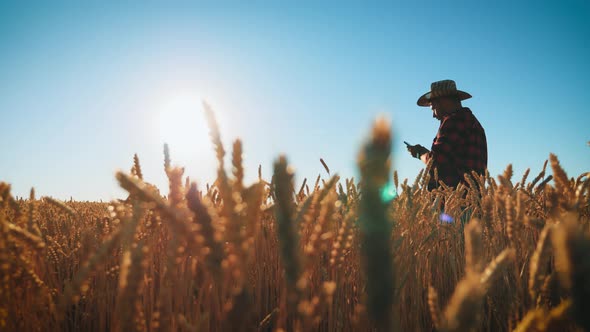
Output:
[{"xmin": 417, "ymin": 90, "xmax": 472, "ymax": 107}]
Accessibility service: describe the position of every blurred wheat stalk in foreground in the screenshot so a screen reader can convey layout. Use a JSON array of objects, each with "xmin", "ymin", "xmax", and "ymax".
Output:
[{"xmin": 0, "ymin": 103, "xmax": 589, "ymax": 332}]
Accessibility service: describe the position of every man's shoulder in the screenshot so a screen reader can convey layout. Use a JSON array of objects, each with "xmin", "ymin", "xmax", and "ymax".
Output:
[
  {"xmin": 449, "ymin": 107, "xmax": 473, "ymax": 116},
  {"xmin": 441, "ymin": 108, "xmax": 464, "ymax": 122},
  {"xmin": 440, "ymin": 108, "xmax": 478, "ymax": 130},
  {"xmin": 446, "ymin": 107, "xmax": 478, "ymax": 122}
]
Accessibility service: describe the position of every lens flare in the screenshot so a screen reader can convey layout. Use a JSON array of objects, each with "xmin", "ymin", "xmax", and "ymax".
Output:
[
  {"xmin": 380, "ymin": 182, "xmax": 397, "ymax": 203},
  {"xmin": 440, "ymin": 213, "xmax": 454, "ymax": 223}
]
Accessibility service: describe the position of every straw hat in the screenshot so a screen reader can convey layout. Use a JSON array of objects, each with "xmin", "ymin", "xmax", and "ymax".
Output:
[{"xmin": 417, "ymin": 80, "xmax": 472, "ymax": 106}]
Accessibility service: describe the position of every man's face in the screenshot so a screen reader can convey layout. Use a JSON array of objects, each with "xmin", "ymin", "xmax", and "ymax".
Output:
[{"xmin": 430, "ymin": 96, "xmax": 455, "ymax": 120}]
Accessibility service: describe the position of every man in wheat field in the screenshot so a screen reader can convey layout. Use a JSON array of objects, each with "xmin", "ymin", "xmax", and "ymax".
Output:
[{"xmin": 407, "ymin": 79, "xmax": 487, "ymax": 190}]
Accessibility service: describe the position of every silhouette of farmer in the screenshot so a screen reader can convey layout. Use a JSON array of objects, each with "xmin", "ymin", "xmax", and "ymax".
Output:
[{"xmin": 407, "ymin": 80, "xmax": 487, "ymax": 190}]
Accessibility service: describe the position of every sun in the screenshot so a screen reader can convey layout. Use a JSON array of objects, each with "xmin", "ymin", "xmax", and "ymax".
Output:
[{"xmin": 155, "ymin": 93, "xmax": 209, "ymax": 160}]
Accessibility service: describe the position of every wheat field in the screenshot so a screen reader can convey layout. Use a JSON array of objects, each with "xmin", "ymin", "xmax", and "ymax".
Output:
[{"xmin": 1, "ymin": 105, "xmax": 589, "ymax": 331}]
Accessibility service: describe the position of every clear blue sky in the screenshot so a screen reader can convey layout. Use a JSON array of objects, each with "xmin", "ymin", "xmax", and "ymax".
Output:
[{"xmin": 1, "ymin": 1, "xmax": 588, "ymax": 201}]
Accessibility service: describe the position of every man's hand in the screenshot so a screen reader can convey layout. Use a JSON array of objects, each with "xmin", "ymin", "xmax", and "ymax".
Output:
[{"xmin": 406, "ymin": 144, "xmax": 429, "ymax": 159}]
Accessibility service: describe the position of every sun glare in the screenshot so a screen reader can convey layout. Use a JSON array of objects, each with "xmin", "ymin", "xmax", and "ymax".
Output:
[{"xmin": 155, "ymin": 93, "xmax": 209, "ymax": 160}]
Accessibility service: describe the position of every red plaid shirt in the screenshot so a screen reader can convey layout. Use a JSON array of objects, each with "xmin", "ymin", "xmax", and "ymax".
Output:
[{"xmin": 426, "ymin": 107, "xmax": 487, "ymax": 190}]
